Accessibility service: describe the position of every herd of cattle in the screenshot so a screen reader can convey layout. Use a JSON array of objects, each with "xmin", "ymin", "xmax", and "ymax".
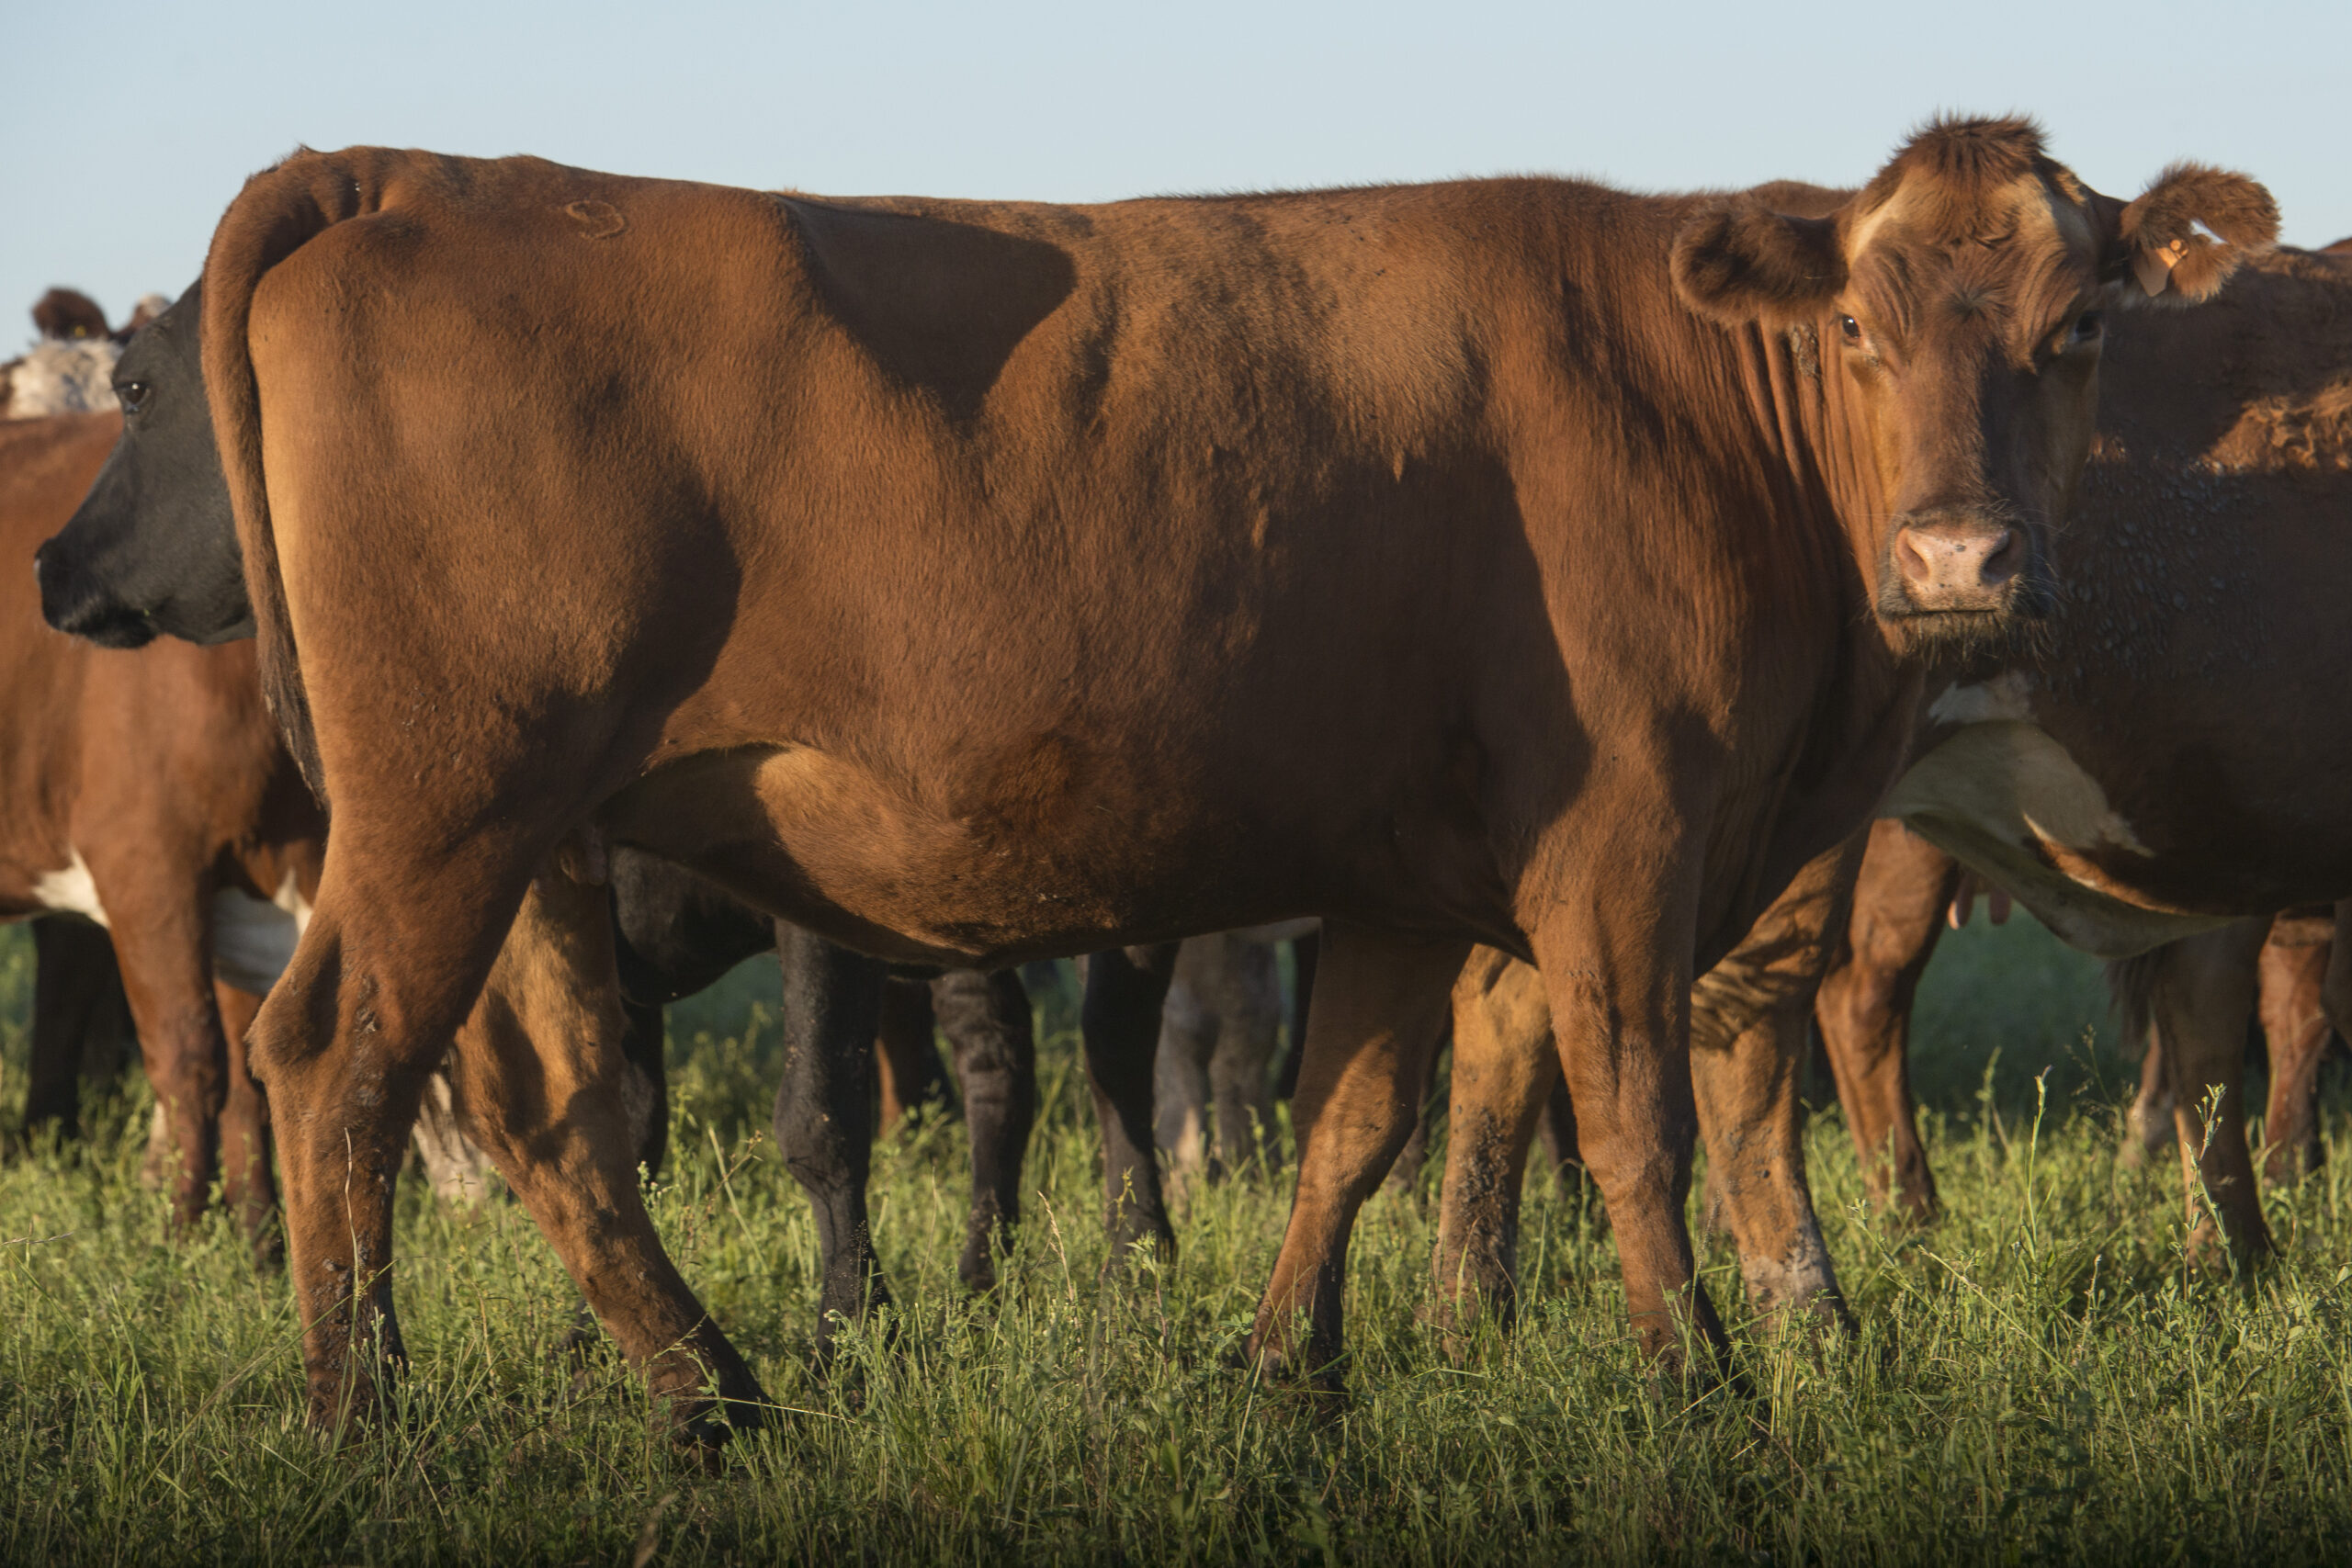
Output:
[{"xmin": 6, "ymin": 114, "xmax": 2349, "ymax": 1446}]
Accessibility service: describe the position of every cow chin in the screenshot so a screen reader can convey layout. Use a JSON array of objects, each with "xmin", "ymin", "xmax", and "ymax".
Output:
[{"xmin": 1872, "ymin": 572, "xmax": 2052, "ymax": 662}]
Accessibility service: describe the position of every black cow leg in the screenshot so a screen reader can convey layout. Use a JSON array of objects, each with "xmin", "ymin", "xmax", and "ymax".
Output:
[
  {"xmin": 771, "ymin": 925, "xmax": 892, "ymax": 1358},
  {"xmin": 932, "ymin": 968, "xmax": 1038, "ymax": 1292},
  {"xmin": 1080, "ymin": 943, "xmax": 1180, "ymax": 1260},
  {"xmin": 22, "ymin": 919, "xmax": 119, "ymax": 1141},
  {"xmin": 619, "ymin": 996, "xmax": 670, "ymax": 1182}
]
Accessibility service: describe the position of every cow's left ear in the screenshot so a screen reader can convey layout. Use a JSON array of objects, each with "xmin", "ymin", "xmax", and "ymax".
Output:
[
  {"xmin": 1672, "ymin": 198, "xmax": 1847, "ymax": 326},
  {"xmin": 2100, "ymin": 163, "xmax": 2278, "ymax": 305}
]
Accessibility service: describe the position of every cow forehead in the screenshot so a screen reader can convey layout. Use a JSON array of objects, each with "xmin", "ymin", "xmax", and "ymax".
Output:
[{"xmin": 1846, "ymin": 170, "xmax": 2097, "ymax": 288}]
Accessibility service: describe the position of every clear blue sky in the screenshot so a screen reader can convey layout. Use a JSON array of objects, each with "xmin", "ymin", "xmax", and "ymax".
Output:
[{"xmin": 4, "ymin": 0, "xmax": 2343, "ymax": 333}]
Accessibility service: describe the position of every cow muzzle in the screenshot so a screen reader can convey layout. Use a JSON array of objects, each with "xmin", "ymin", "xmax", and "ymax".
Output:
[
  {"xmin": 1884, "ymin": 508, "xmax": 2034, "ymax": 615},
  {"xmin": 34, "ymin": 540, "xmax": 161, "ymax": 649}
]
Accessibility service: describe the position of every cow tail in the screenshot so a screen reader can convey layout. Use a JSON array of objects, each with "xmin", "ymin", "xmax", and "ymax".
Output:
[{"xmin": 201, "ymin": 148, "xmax": 411, "ymax": 804}]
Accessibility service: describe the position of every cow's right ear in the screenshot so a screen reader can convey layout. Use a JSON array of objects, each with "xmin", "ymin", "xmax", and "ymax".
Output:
[{"xmin": 1672, "ymin": 199, "xmax": 1847, "ymax": 326}]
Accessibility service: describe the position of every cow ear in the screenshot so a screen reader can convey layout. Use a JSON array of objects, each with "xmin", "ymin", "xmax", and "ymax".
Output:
[
  {"xmin": 2103, "ymin": 163, "xmax": 2278, "ymax": 305},
  {"xmin": 1672, "ymin": 198, "xmax": 1847, "ymax": 327}
]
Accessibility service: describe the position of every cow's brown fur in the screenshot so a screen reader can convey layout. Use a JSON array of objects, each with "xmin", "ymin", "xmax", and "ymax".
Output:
[
  {"xmin": 193, "ymin": 122, "xmax": 2267, "ymax": 1431},
  {"xmin": 0, "ymin": 412, "xmax": 324, "ymax": 1253}
]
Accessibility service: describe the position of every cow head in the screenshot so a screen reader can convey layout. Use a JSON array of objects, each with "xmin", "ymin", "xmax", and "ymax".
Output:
[
  {"xmin": 1672, "ymin": 117, "xmax": 2276, "ymax": 655},
  {"xmin": 36, "ymin": 277, "xmax": 254, "ymax": 648}
]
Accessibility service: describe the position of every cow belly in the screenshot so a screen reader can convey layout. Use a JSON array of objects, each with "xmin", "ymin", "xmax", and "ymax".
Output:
[
  {"xmin": 212, "ymin": 880, "xmax": 310, "ymax": 993},
  {"xmin": 1882, "ymin": 718, "xmax": 2233, "ymax": 960}
]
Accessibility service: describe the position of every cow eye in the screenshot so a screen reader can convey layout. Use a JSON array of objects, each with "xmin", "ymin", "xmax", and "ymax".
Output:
[
  {"xmin": 2071, "ymin": 310, "xmax": 2104, "ymax": 343},
  {"xmin": 117, "ymin": 381, "xmax": 149, "ymax": 413},
  {"xmin": 1838, "ymin": 314, "xmax": 1863, "ymax": 344}
]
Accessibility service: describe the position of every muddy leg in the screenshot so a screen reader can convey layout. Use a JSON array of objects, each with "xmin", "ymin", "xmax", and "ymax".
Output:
[
  {"xmin": 1080, "ymin": 943, "xmax": 1180, "ymax": 1258},
  {"xmin": 875, "ymin": 976, "xmax": 948, "ymax": 1131},
  {"xmin": 1246, "ymin": 922, "xmax": 1468, "ymax": 1387},
  {"xmin": 1687, "ymin": 835, "xmax": 1863, "ymax": 1333},
  {"xmin": 770, "ymin": 924, "xmax": 892, "ymax": 1354},
  {"xmin": 2134, "ymin": 921, "xmax": 2272, "ymax": 1263},
  {"xmin": 1813, "ymin": 820, "xmax": 1954, "ymax": 1220},
  {"xmin": 2256, "ymin": 913, "xmax": 2331, "ymax": 1187},
  {"xmin": 449, "ymin": 869, "xmax": 765, "ymax": 1438},
  {"xmin": 933, "ymin": 968, "xmax": 1036, "ymax": 1292},
  {"xmin": 1430, "ymin": 948, "xmax": 1554, "ymax": 1332},
  {"xmin": 22, "ymin": 919, "xmax": 119, "ymax": 1139},
  {"xmin": 212, "ymin": 981, "xmax": 280, "ymax": 1264}
]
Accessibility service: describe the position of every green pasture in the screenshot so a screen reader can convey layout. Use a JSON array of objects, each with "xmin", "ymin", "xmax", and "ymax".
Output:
[{"xmin": 6, "ymin": 916, "xmax": 2352, "ymax": 1564}]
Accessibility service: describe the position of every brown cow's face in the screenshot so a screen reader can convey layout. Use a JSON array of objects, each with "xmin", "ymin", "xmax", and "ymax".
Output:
[
  {"xmin": 1672, "ymin": 118, "xmax": 2277, "ymax": 658},
  {"xmin": 1831, "ymin": 172, "xmax": 2109, "ymax": 650}
]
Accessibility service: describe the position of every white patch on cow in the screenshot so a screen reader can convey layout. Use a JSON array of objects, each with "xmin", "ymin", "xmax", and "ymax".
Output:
[
  {"xmin": 1883, "ymin": 719, "xmax": 2230, "ymax": 959},
  {"xmin": 4, "ymin": 337, "xmax": 120, "ymax": 418},
  {"xmin": 1927, "ymin": 671, "xmax": 2036, "ymax": 726},
  {"xmin": 32, "ymin": 849, "xmax": 108, "ymax": 928},
  {"xmin": 211, "ymin": 885, "xmax": 304, "ymax": 994}
]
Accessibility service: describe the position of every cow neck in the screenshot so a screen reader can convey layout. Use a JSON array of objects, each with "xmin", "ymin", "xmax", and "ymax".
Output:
[{"xmin": 1696, "ymin": 310, "xmax": 1925, "ymax": 940}]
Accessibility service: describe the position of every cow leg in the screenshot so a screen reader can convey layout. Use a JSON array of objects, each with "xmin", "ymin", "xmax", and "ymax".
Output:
[
  {"xmin": 2132, "ymin": 920, "xmax": 2272, "ymax": 1263},
  {"xmin": 22, "ymin": 919, "xmax": 118, "ymax": 1139},
  {"xmin": 619, "ymin": 994, "xmax": 670, "ymax": 1180},
  {"xmin": 1274, "ymin": 929, "xmax": 1319, "ymax": 1102},
  {"xmin": 1080, "ymin": 943, "xmax": 1180, "ymax": 1258},
  {"xmin": 89, "ymin": 866, "xmax": 229, "ymax": 1231},
  {"xmin": 768, "ymin": 924, "xmax": 893, "ymax": 1353},
  {"xmin": 213, "ymin": 980, "xmax": 280, "ymax": 1265},
  {"xmin": 1531, "ymin": 895, "xmax": 1724, "ymax": 1370},
  {"xmin": 1812, "ymin": 820, "xmax": 1955, "ymax": 1221},
  {"xmin": 1535, "ymin": 1074, "xmax": 1589, "ymax": 1201},
  {"xmin": 2122, "ymin": 1030, "xmax": 2177, "ymax": 1169},
  {"xmin": 1382, "ymin": 1030, "xmax": 1447, "ymax": 1196},
  {"xmin": 446, "ymin": 868, "xmax": 765, "ymax": 1438},
  {"xmin": 932, "ymin": 968, "xmax": 1036, "ymax": 1292},
  {"xmin": 875, "ymin": 976, "xmax": 947, "ymax": 1131},
  {"xmin": 1430, "ymin": 948, "xmax": 1553, "ymax": 1333},
  {"xmin": 1153, "ymin": 942, "xmax": 1217, "ymax": 1182},
  {"xmin": 1210, "ymin": 938, "xmax": 1284, "ymax": 1174},
  {"xmin": 1246, "ymin": 921, "xmax": 1468, "ymax": 1387},
  {"xmin": 1686, "ymin": 836, "xmax": 1862, "ymax": 1333},
  {"xmin": 243, "ymin": 850, "xmax": 505, "ymax": 1430},
  {"xmin": 2256, "ymin": 915, "xmax": 2331, "ymax": 1187}
]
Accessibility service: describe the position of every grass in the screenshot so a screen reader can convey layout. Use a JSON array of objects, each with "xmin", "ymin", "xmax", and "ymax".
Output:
[{"xmin": 5, "ymin": 916, "xmax": 2352, "ymax": 1563}]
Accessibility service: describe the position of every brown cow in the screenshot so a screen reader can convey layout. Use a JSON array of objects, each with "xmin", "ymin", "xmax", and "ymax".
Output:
[
  {"xmin": 1432, "ymin": 240, "xmax": 2352, "ymax": 1323},
  {"xmin": 41, "ymin": 121, "xmax": 2267, "ymax": 1436},
  {"xmin": 0, "ymin": 412, "xmax": 324, "ymax": 1254}
]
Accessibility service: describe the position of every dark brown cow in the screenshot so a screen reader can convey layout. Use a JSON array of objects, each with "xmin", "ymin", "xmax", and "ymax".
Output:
[
  {"xmin": 1819, "ymin": 824, "xmax": 2344, "ymax": 1223},
  {"xmin": 49, "ymin": 121, "xmax": 2267, "ymax": 1435},
  {"xmin": 0, "ymin": 412, "xmax": 324, "ymax": 1253}
]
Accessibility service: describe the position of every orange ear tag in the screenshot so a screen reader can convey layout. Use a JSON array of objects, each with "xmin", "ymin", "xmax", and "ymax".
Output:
[{"xmin": 2132, "ymin": 238, "xmax": 2189, "ymax": 299}]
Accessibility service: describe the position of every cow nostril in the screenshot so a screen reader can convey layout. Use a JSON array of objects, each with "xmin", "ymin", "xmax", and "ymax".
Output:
[{"xmin": 1978, "ymin": 527, "xmax": 2020, "ymax": 585}]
